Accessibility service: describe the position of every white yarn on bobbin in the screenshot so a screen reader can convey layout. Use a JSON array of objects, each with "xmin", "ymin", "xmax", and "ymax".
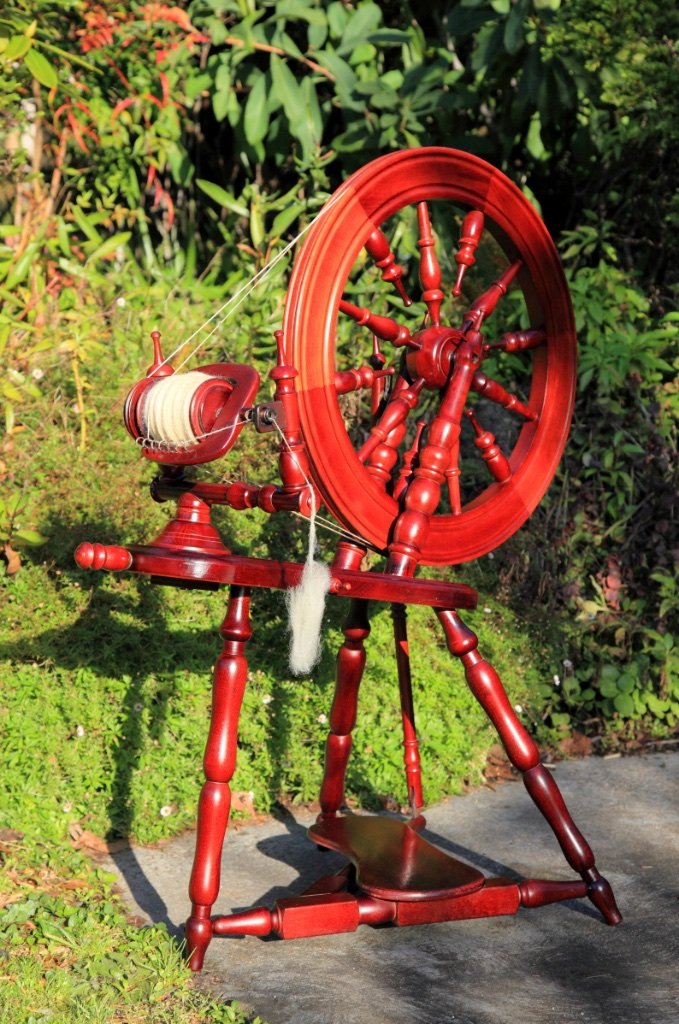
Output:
[
  {"xmin": 286, "ymin": 504, "xmax": 331, "ymax": 675},
  {"xmin": 141, "ymin": 372, "xmax": 214, "ymax": 446}
]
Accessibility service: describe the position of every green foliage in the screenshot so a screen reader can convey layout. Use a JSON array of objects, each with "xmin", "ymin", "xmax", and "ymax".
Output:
[
  {"xmin": 498, "ymin": 232, "xmax": 678, "ymax": 738},
  {"xmin": 2, "ymin": 2, "xmax": 675, "ymax": 247},
  {"xmin": 545, "ymin": 0, "xmax": 679, "ymax": 294},
  {"xmin": 0, "ymin": 329, "xmax": 551, "ymax": 844},
  {"xmin": 2, "ymin": 6, "xmax": 676, "ymax": 1018},
  {"xmin": 0, "ymin": 490, "xmax": 47, "ymax": 560},
  {"xmin": 0, "ymin": 836, "xmax": 258, "ymax": 1023},
  {"xmin": 2, "ymin": 0, "xmax": 677, "ymax": 442}
]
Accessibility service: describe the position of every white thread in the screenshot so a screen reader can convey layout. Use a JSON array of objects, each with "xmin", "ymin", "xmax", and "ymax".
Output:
[
  {"xmin": 156, "ymin": 188, "xmax": 344, "ymax": 374},
  {"xmin": 131, "ymin": 181, "xmax": 369, "ymax": 665},
  {"xmin": 291, "ymin": 510, "xmax": 379, "ymax": 552}
]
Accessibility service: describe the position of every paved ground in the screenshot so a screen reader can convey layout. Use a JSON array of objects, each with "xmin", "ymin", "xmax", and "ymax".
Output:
[{"xmin": 104, "ymin": 753, "xmax": 679, "ymax": 1024}]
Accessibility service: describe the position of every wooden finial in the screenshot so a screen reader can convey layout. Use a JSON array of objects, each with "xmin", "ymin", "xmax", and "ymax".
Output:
[{"xmin": 146, "ymin": 330, "xmax": 172, "ymax": 377}]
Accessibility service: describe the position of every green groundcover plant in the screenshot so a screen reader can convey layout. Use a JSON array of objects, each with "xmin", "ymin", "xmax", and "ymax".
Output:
[{"xmin": 1, "ymin": 1, "xmax": 677, "ymax": 1019}]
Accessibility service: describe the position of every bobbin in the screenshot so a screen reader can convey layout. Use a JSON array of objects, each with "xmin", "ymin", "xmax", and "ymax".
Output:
[{"xmin": 124, "ymin": 360, "xmax": 261, "ymax": 466}]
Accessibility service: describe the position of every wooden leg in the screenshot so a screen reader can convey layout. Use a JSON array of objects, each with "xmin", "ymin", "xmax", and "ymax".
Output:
[
  {"xmin": 392, "ymin": 603, "xmax": 424, "ymax": 814},
  {"xmin": 185, "ymin": 586, "xmax": 252, "ymax": 971},
  {"xmin": 319, "ymin": 599, "xmax": 370, "ymax": 817},
  {"xmin": 437, "ymin": 609, "xmax": 622, "ymax": 926}
]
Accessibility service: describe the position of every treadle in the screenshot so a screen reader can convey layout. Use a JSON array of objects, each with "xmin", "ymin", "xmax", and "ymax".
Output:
[{"xmin": 308, "ymin": 815, "xmax": 485, "ymax": 901}]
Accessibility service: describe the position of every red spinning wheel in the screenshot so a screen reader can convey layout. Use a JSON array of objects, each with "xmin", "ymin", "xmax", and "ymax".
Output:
[
  {"xmin": 75, "ymin": 148, "xmax": 622, "ymax": 971},
  {"xmin": 284, "ymin": 147, "xmax": 576, "ymax": 565}
]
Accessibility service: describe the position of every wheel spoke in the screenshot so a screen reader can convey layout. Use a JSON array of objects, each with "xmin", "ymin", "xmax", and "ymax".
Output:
[
  {"xmin": 393, "ymin": 419, "xmax": 427, "ymax": 500},
  {"xmin": 465, "ymin": 409, "xmax": 512, "ymax": 483},
  {"xmin": 417, "ymin": 202, "xmax": 444, "ymax": 325},
  {"xmin": 365, "ymin": 227, "xmax": 413, "ymax": 306},
  {"xmin": 471, "ymin": 371, "xmax": 535, "ymax": 420},
  {"xmin": 444, "ymin": 437, "xmax": 463, "ymax": 514},
  {"xmin": 369, "ymin": 336, "xmax": 387, "ymax": 415},
  {"xmin": 339, "ymin": 299, "xmax": 415, "ymax": 348},
  {"xmin": 358, "ymin": 377, "xmax": 424, "ymax": 464},
  {"xmin": 453, "ymin": 210, "xmax": 485, "ymax": 296},
  {"xmin": 465, "ymin": 260, "xmax": 522, "ymax": 330},
  {"xmin": 485, "ymin": 328, "xmax": 546, "ymax": 354},
  {"xmin": 335, "ymin": 364, "xmax": 394, "ymax": 396}
]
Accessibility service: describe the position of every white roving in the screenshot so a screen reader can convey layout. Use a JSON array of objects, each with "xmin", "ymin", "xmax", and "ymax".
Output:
[{"xmin": 286, "ymin": 512, "xmax": 331, "ymax": 675}]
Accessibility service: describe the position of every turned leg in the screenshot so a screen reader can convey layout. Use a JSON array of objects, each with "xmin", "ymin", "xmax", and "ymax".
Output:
[
  {"xmin": 185, "ymin": 586, "xmax": 253, "ymax": 970},
  {"xmin": 392, "ymin": 603, "xmax": 424, "ymax": 814},
  {"xmin": 437, "ymin": 609, "xmax": 621, "ymax": 925},
  {"xmin": 319, "ymin": 598, "xmax": 370, "ymax": 817}
]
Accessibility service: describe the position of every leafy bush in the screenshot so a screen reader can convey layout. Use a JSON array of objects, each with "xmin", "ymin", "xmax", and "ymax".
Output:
[
  {"xmin": 1, "ymin": 0, "xmax": 675, "ymax": 834},
  {"xmin": 497, "ymin": 233, "xmax": 678, "ymax": 737},
  {"xmin": 4, "ymin": 0, "xmax": 675, "ymax": 428}
]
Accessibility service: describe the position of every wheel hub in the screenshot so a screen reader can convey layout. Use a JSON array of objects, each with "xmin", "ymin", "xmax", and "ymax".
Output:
[{"xmin": 405, "ymin": 325, "xmax": 464, "ymax": 390}]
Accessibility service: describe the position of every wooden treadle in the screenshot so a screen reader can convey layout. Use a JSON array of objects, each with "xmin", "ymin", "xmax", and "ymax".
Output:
[{"xmin": 308, "ymin": 816, "xmax": 485, "ymax": 901}]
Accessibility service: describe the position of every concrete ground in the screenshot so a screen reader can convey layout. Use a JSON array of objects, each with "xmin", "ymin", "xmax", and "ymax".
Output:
[{"xmin": 105, "ymin": 753, "xmax": 679, "ymax": 1024}]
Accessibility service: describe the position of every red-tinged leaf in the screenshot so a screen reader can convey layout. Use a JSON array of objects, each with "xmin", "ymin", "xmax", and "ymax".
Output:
[
  {"xmin": 143, "ymin": 92, "xmax": 163, "ymax": 109},
  {"xmin": 67, "ymin": 111, "xmax": 89, "ymax": 154},
  {"xmin": 138, "ymin": 3, "xmax": 194, "ymax": 33},
  {"xmin": 3, "ymin": 543, "xmax": 21, "ymax": 575},
  {"xmin": 159, "ymin": 71, "xmax": 170, "ymax": 106}
]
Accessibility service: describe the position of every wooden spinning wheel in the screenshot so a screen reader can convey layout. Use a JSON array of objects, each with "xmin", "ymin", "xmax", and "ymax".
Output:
[
  {"xmin": 286, "ymin": 148, "xmax": 576, "ymax": 565},
  {"xmin": 74, "ymin": 148, "xmax": 620, "ymax": 975}
]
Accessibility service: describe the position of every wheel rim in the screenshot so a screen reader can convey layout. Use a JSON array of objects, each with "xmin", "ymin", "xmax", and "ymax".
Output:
[{"xmin": 284, "ymin": 148, "xmax": 575, "ymax": 565}]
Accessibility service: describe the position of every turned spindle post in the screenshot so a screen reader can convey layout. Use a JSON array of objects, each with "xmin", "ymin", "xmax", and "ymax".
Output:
[
  {"xmin": 319, "ymin": 594, "xmax": 371, "ymax": 817},
  {"xmin": 185, "ymin": 586, "xmax": 253, "ymax": 970}
]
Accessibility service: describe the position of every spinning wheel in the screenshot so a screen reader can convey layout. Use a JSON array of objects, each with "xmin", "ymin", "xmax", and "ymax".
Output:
[
  {"xmin": 74, "ymin": 148, "xmax": 620, "ymax": 975},
  {"xmin": 285, "ymin": 148, "xmax": 576, "ymax": 565}
]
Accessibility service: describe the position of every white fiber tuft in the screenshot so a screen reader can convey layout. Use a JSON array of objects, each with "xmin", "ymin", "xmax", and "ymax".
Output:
[
  {"xmin": 286, "ymin": 557, "xmax": 331, "ymax": 675},
  {"xmin": 286, "ymin": 494, "xmax": 331, "ymax": 675}
]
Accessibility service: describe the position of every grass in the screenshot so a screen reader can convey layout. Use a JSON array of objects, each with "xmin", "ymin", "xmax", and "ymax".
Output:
[
  {"xmin": 0, "ymin": 834, "xmax": 261, "ymax": 1024},
  {"xmin": 0, "ymin": 282, "xmax": 565, "ymax": 1022}
]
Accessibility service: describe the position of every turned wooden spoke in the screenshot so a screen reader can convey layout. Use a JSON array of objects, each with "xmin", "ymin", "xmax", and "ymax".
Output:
[
  {"xmin": 471, "ymin": 372, "xmax": 535, "ymax": 420},
  {"xmin": 369, "ymin": 335, "xmax": 386, "ymax": 370},
  {"xmin": 417, "ymin": 202, "xmax": 444, "ymax": 326},
  {"xmin": 365, "ymin": 227, "xmax": 413, "ymax": 306},
  {"xmin": 393, "ymin": 419, "xmax": 427, "ymax": 501},
  {"xmin": 465, "ymin": 408, "xmax": 512, "ymax": 483},
  {"xmin": 486, "ymin": 327, "xmax": 546, "ymax": 353},
  {"xmin": 453, "ymin": 210, "xmax": 485, "ymax": 296},
  {"xmin": 370, "ymin": 336, "xmax": 388, "ymax": 415},
  {"xmin": 339, "ymin": 299, "xmax": 415, "ymax": 348},
  {"xmin": 465, "ymin": 260, "xmax": 523, "ymax": 330},
  {"xmin": 335, "ymin": 365, "xmax": 394, "ymax": 396},
  {"xmin": 444, "ymin": 435, "xmax": 462, "ymax": 515},
  {"xmin": 358, "ymin": 378, "xmax": 424, "ymax": 464}
]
